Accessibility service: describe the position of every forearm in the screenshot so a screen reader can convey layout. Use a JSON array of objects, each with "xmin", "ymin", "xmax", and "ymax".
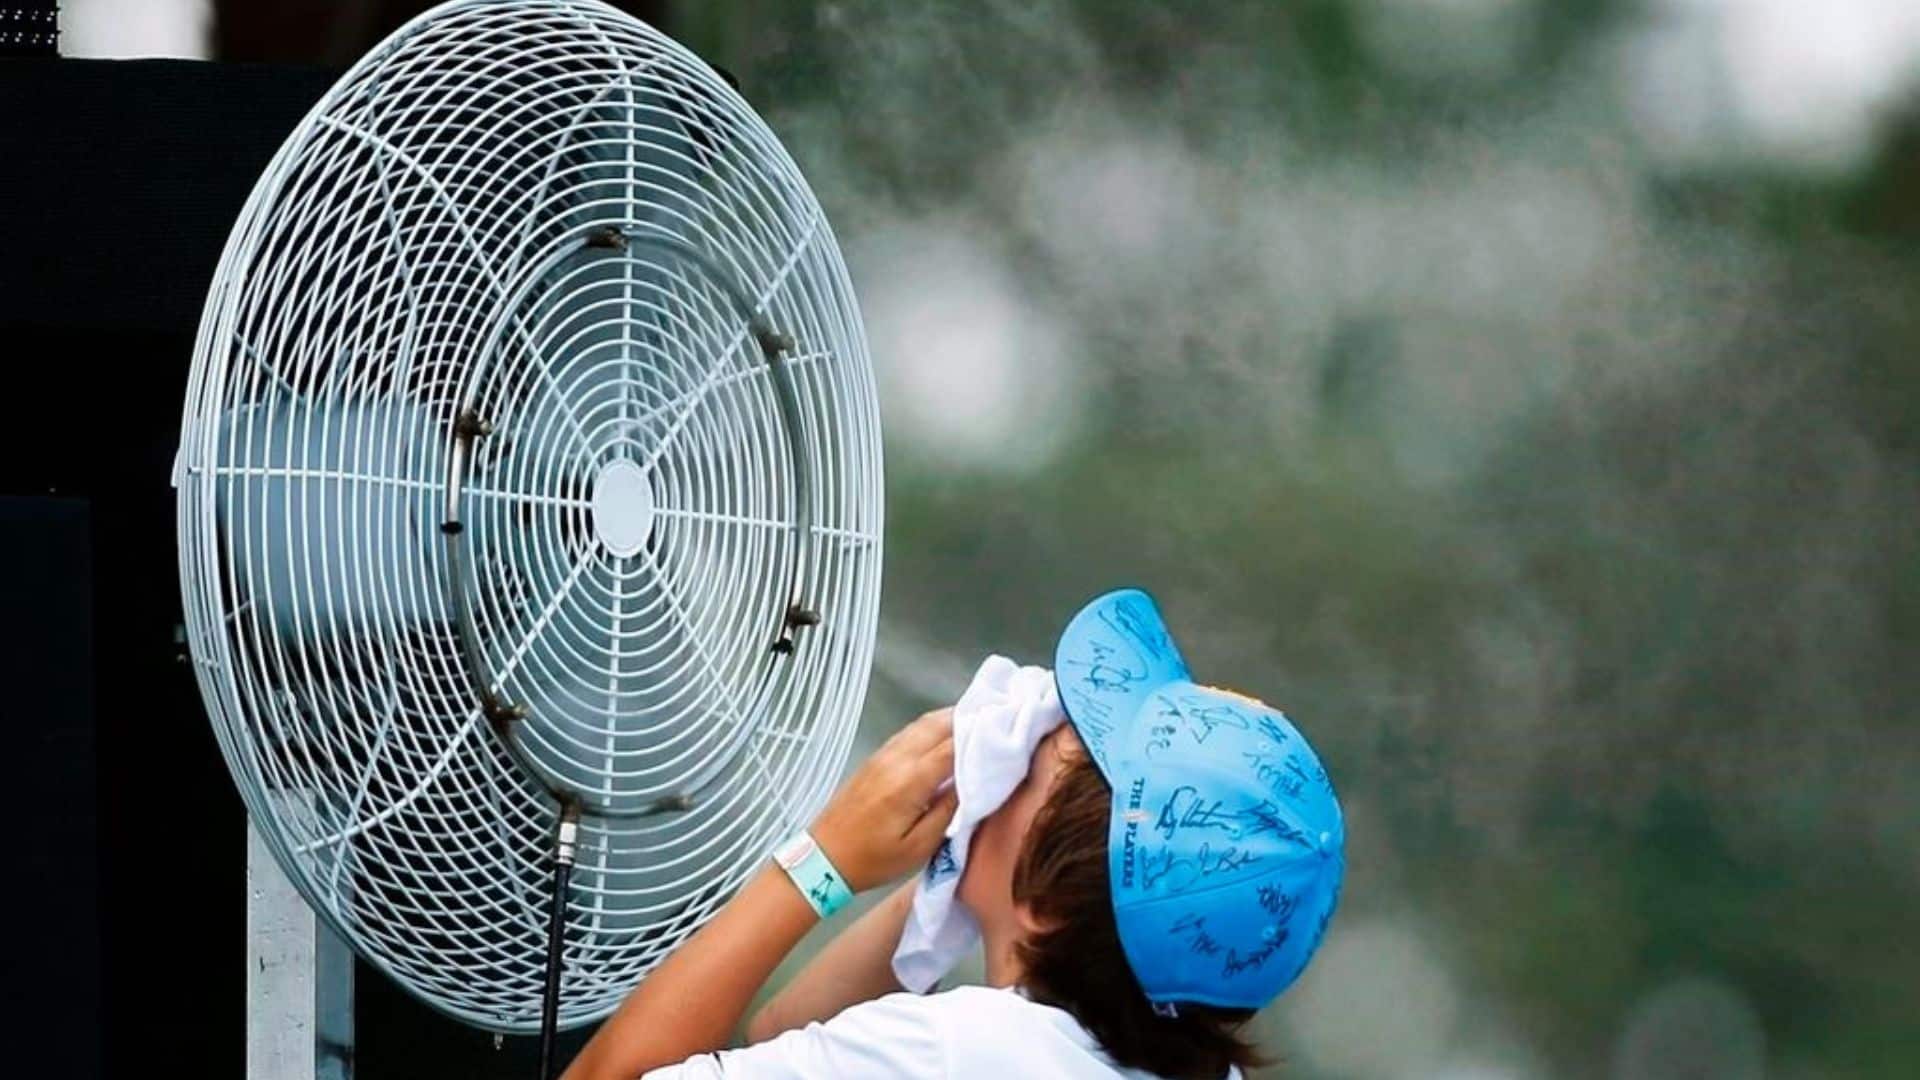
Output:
[
  {"xmin": 563, "ymin": 708, "xmax": 958, "ymax": 1080},
  {"xmin": 747, "ymin": 879, "xmax": 917, "ymax": 1042},
  {"xmin": 564, "ymin": 865, "xmax": 816, "ymax": 1080}
]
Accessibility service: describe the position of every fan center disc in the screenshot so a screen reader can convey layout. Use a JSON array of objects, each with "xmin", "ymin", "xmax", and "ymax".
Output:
[{"xmin": 590, "ymin": 458, "xmax": 656, "ymax": 557}]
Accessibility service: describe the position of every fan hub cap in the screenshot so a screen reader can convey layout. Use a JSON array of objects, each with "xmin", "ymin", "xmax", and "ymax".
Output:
[{"xmin": 590, "ymin": 458, "xmax": 655, "ymax": 557}]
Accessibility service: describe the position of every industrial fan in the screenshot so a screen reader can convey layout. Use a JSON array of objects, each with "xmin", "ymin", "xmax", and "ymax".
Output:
[{"xmin": 172, "ymin": 0, "xmax": 882, "ymax": 1065}]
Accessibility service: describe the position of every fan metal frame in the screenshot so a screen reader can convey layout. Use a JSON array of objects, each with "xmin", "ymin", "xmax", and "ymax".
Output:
[{"xmin": 175, "ymin": 0, "xmax": 882, "ymax": 1031}]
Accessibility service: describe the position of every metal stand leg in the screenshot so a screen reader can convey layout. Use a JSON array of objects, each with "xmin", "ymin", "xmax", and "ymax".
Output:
[
  {"xmin": 248, "ymin": 817, "xmax": 355, "ymax": 1080},
  {"xmin": 537, "ymin": 802, "xmax": 581, "ymax": 1080}
]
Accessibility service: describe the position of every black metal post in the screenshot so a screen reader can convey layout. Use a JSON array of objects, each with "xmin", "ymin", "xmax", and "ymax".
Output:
[{"xmin": 537, "ymin": 802, "xmax": 580, "ymax": 1080}]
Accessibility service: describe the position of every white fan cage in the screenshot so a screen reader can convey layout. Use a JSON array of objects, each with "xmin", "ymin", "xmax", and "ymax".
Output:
[{"xmin": 175, "ymin": 0, "xmax": 882, "ymax": 1031}]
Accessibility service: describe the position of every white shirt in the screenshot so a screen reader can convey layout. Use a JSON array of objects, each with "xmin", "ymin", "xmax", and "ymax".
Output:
[{"xmin": 640, "ymin": 985, "xmax": 1242, "ymax": 1080}]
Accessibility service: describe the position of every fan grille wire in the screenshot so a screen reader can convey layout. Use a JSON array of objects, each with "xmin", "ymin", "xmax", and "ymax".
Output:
[{"xmin": 175, "ymin": 0, "xmax": 881, "ymax": 1030}]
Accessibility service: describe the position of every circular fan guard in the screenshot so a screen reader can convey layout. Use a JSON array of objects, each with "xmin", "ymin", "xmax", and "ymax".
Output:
[{"xmin": 175, "ymin": 0, "xmax": 882, "ymax": 1032}]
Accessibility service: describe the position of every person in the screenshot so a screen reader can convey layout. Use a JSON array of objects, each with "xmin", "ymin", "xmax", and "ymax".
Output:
[{"xmin": 564, "ymin": 588, "xmax": 1345, "ymax": 1080}]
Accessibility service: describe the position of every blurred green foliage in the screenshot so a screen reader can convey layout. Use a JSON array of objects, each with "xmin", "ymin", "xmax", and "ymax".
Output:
[{"xmin": 682, "ymin": 1, "xmax": 1920, "ymax": 1075}]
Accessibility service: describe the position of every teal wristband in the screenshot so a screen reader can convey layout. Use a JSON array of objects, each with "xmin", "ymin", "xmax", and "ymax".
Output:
[{"xmin": 772, "ymin": 831, "xmax": 854, "ymax": 918}]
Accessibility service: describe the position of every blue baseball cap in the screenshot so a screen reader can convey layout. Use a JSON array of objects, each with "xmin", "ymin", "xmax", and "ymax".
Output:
[{"xmin": 1053, "ymin": 588, "xmax": 1345, "ymax": 1011}]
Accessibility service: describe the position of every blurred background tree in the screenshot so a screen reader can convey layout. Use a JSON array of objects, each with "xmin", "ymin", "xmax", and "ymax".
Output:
[{"xmin": 58, "ymin": 1, "xmax": 1920, "ymax": 1075}]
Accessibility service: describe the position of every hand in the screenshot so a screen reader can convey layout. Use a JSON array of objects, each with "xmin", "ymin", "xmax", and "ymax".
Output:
[{"xmin": 810, "ymin": 708, "xmax": 958, "ymax": 893}]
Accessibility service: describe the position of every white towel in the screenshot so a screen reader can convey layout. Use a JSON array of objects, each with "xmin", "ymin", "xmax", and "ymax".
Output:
[{"xmin": 891, "ymin": 655, "xmax": 1067, "ymax": 993}]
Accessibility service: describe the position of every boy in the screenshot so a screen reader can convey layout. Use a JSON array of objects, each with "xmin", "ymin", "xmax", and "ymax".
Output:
[{"xmin": 566, "ymin": 588, "xmax": 1345, "ymax": 1079}]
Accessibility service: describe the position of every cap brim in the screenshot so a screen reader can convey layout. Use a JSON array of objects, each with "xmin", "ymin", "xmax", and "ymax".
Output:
[{"xmin": 1053, "ymin": 587, "xmax": 1191, "ymax": 782}]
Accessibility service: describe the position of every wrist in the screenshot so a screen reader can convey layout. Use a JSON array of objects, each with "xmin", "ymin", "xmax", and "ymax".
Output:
[
  {"xmin": 810, "ymin": 820, "xmax": 873, "ymax": 894},
  {"xmin": 772, "ymin": 830, "xmax": 855, "ymax": 919}
]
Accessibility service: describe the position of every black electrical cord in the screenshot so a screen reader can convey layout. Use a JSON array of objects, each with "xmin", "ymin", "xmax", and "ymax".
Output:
[{"xmin": 538, "ymin": 804, "xmax": 580, "ymax": 1080}]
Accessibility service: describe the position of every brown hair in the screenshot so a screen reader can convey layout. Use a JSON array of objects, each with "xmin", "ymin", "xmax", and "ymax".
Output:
[{"xmin": 1011, "ymin": 750, "xmax": 1265, "ymax": 1079}]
